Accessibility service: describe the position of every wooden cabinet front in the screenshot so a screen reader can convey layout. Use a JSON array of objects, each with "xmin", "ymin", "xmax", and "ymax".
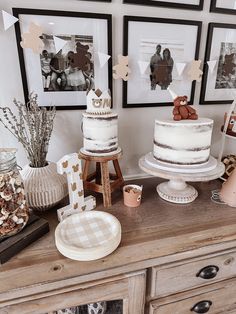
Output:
[
  {"xmin": 0, "ymin": 271, "xmax": 146, "ymax": 314},
  {"xmin": 149, "ymin": 249, "xmax": 236, "ymax": 298},
  {"xmin": 149, "ymin": 277, "xmax": 236, "ymax": 314}
]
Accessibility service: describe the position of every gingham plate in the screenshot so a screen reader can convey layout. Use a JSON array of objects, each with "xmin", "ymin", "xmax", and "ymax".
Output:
[{"xmin": 55, "ymin": 211, "xmax": 121, "ymax": 261}]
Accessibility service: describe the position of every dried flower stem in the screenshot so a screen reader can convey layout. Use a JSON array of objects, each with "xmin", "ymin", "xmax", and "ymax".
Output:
[{"xmin": 0, "ymin": 93, "xmax": 56, "ymax": 168}]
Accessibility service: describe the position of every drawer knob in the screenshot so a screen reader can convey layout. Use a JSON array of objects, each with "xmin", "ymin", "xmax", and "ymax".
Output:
[
  {"xmin": 196, "ymin": 265, "xmax": 219, "ymax": 279},
  {"xmin": 191, "ymin": 300, "xmax": 212, "ymax": 313}
]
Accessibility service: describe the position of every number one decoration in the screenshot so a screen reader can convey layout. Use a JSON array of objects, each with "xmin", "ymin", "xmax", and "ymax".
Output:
[{"xmin": 57, "ymin": 153, "xmax": 96, "ymax": 221}]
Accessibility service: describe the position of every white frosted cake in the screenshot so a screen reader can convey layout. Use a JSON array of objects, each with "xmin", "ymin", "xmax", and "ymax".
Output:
[
  {"xmin": 82, "ymin": 89, "xmax": 118, "ymax": 155},
  {"xmin": 153, "ymin": 118, "xmax": 214, "ymax": 165}
]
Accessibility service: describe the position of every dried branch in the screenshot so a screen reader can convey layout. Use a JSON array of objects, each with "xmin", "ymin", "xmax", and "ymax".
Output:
[{"xmin": 0, "ymin": 93, "xmax": 56, "ymax": 168}]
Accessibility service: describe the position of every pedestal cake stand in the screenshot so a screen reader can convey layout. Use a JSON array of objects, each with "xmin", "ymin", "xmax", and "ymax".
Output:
[{"xmin": 139, "ymin": 152, "xmax": 225, "ymax": 204}]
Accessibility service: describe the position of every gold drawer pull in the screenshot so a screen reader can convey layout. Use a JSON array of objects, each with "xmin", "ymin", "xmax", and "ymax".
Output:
[
  {"xmin": 191, "ymin": 300, "xmax": 212, "ymax": 313},
  {"xmin": 196, "ymin": 265, "xmax": 219, "ymax": 280}
]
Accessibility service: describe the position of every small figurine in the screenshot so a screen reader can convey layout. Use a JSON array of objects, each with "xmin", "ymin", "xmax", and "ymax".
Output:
[
  {"xmin": 168, "ymin": 87, "xmax": 198, "ymax": 121},
  {"xmin": 173, "ymin": 95, "xmax": 198, "ymax": 121}
]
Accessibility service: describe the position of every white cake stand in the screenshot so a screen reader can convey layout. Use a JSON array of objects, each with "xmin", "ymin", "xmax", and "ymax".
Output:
[{"xmin": 139, "ymin": 153, "xmax": 225, "ymax": 204}]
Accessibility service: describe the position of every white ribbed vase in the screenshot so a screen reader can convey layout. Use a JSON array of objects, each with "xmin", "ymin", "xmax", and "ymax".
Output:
[{"xmin": 21, "ymin": 162, "xmax": 68, "ymax": 211}]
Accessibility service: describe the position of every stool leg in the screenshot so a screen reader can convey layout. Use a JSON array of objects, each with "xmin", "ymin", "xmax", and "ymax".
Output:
[
  {"xmin": 96, "ymin": 162, "xmax": 101, "ymax": 184},
  {"xmin": 113, "ymin": 159, "xmax": 124, "ymax": 183},
  {"xmin": 101, "ymin": 161, "xmax": 112, "ymax": 208},
  {"xmin": 83, "ymin": 160, "xmax": 90, "ymax": 181}
]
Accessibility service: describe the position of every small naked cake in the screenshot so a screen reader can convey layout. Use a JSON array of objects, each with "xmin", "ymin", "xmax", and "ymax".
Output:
[
  {"xmin": 82, "ymin": 89, "xmax": 119, "ymax": 155},
  {"xmin": 153, "ymin": 89, "xmax": 214, "ymax": 166}
]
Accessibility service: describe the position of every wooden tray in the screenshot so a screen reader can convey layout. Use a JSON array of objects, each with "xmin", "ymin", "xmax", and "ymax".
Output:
[{"xmin": 0, "ymin": 214, "xmax": 49, "ymax": 264}]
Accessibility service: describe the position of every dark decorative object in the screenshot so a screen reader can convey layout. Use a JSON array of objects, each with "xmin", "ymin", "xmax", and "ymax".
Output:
[
  {"xmin": 200, "ymin": 23, "xmax": 236, "ymax": 105},
  {"xmin": 56, "ymin": 300, "xmax": 123, "ymax": 314},
  {"xmin": 210, "ymin": 0, "xmax": 236, "ymax": 15},
  {"xmin": 196, "ymin": 265, "xmax": 219, "ymax": 279},
  {"xmin": 123, "ymin": 0, "xmax": 204, "ymax": 10},
  {"xmin": 0, "ymin": 214, "xmax": 49, "ymax": 264},
  {"xmin": 123, "ymin": 16, "xmax": 202, "ymax": 108},
  {"xmin": 13, "ymin": 8, "xmax": 112, "ymax": 110},
  {"xmin": 191, "ymin": 300, "xmax": 212, "ymax": 313}
]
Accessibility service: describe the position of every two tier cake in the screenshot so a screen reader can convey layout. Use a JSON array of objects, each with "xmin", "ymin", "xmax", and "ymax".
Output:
[{"xmin": 82, "ymin": 89, "xmax": 119, "ymax": 155}]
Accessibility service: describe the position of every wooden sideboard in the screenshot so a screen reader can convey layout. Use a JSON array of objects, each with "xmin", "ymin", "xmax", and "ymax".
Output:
[{"xmin": 1, "ymin": 178, "xmax": 236, "ymax": 313}]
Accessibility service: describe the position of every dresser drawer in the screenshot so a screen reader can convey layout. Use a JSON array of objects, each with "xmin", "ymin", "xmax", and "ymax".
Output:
[
  {"xmin": 149, "ymin": 250, "xmax": 236, "ymax": 298},
  {"xmin": 149, "ymin": 278, "xmax": 236, "ymax": 314}
]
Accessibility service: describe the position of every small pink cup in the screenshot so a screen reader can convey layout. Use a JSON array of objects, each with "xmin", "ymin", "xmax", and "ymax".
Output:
[{"xmin": 123, "ymin": 184, "xmax": 143, "ymax": 207}]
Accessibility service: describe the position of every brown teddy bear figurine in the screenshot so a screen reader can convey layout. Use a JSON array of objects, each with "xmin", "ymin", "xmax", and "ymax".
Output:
[{"xmin": 173, "ymin": 95, "xmax": 198, "ymax": 121}]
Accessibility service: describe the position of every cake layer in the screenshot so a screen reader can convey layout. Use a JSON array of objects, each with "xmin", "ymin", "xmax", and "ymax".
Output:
[
  {"xmin": 82, "ymin": 113, "xmax": 118, "ymax": 154},
  {"xmin": 86, "ymin": 107, "xmax": 112, "ymax": 115},
  {"xmin": 153, "ymin": 118, "xmax": 213, "ymax": 165}
]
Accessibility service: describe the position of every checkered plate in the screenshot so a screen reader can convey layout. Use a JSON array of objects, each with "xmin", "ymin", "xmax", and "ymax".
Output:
[{"xmin": 55, "ymin": 211, "xmax": 121, "ymax": 261}]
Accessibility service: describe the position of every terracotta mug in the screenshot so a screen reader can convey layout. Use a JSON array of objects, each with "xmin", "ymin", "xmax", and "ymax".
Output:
[{"xmin": 123, "ymin": 184, "xmax": 143, "ymax": 207}]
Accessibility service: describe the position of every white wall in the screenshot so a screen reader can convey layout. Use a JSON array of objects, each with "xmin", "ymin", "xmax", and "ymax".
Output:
[{"xmin": 0, "ymin": 0, "xmax": 235, "ymax": 178}]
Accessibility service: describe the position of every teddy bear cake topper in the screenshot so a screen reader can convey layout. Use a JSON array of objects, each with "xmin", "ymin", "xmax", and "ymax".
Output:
[{"xmin": 168, "ymin": 87, "xmax": 198, "ymax": 121}]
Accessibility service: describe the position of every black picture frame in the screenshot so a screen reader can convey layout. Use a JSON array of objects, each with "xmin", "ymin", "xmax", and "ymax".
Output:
[
  {"xmin": 210, "ymin": 0, "xmax": 236, "ymax": 15},
  {"xmin": 123, "ymin": 0, "xmax": 204, "ymax": 11},
  {"xmin": 13, "ymin": 8, "xmax": 112, "ymax": 110},
  {"xmin": 123, "ymin": 15, "xmax": 202, "ymax": 108},
  {"xmin": 200, "ymin": 23, "xmax": 236, "ymax": 105}
]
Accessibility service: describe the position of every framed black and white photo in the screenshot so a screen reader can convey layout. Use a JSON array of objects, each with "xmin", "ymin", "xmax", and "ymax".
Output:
[
  {"xmin": 210, "ymin": 0, "xmax": 236, "ymax": 15},
  {"xmin": 123, "ymin": 16, "xmax": 202, "ymax": 108},
  {"xmin": 13, "ymin": 8, "xmax": 112, "ymax": 110},
  {"xmin": 200, "ymin": 23, "xmax": 236, "ymax": 105},
  {"xmin": 123, "ymin": 0, "xmax": 204, "ymax": 11}
]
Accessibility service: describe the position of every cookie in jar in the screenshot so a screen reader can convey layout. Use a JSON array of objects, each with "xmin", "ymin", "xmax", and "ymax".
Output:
[{"xmin": 0, "ymin": 148, "xmax": 29, "ymax": 238}]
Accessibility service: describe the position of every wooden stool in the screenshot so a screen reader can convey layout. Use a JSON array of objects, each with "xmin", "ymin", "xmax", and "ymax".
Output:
[{"xmin": 79, "ymin": 150, "xmax": 124, "ymax": 208}]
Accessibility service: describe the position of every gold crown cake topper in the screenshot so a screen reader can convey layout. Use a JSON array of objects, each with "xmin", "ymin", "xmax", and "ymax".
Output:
[{"xmin": 86, "ymin": 89, "xmax": 111, "ymax": 110}]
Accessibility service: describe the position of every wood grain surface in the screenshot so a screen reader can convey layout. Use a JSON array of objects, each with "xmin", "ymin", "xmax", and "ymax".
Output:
[{"xmin": 1, "ymin": 178, "xmax": 236, "ymax": 305}]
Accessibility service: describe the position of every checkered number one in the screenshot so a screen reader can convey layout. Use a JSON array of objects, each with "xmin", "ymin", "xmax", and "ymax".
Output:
[{"xmin": 56, "ymin": 153, "xmax": 96, "ymax": 221}]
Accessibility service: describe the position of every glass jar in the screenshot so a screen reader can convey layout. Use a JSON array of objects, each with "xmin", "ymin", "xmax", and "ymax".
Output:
[{"xmin": 0, "ymin": 149, "xmax": 29, "ymax": 238}]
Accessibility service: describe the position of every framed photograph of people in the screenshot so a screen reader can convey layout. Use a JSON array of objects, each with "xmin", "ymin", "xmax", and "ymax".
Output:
[
  {"xmin": 210, "ymin": 0, "xmax": 236, "ymax": 15},
  {"xmin": 123, "ymin": 16, "xmax": 202, "ymax": 108},
  {"xmin": 13, "ymin": 8, "xmax": 112, "ymax": 109},
  {"xmin": 200, "ymin": 23, "xmax": 236, "ymax": 105},
  {"xmin": 123, "ymin": 0, "xmax": 204, "ymax": 11}
]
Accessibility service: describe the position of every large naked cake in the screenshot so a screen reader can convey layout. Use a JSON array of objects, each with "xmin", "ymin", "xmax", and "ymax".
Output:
[
  {"xmin": 153, "ymin": 89, "xmax": 214, "ymax": 166},
  {"xmin": 82, "ymin": 89, "xmax": 119, "ymax": 155},
  {"xmin": 153, "ymin": 119, "xmax": 213, "ymax": 165}
]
